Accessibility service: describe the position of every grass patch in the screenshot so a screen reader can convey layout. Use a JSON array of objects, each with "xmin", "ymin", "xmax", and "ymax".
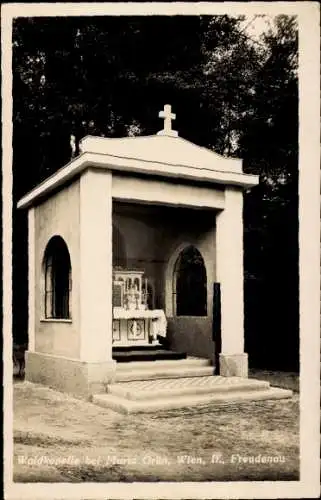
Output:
[
  {"xmin": 249, "ymin": 369, "xmax": 299, "ymax": 392},
  {"xmin": 13, "ymin": 373, "xmax": 299, "ymax": 482}
]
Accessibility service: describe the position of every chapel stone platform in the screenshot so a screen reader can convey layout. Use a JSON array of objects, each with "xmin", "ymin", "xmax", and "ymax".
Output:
[
  {"xmin": 93, "ymin": 358, "xmax": 293, "ymax": 414},
  {"xmin": 113, "ymin": 356, "xmax": 214, "ymax": 382}
]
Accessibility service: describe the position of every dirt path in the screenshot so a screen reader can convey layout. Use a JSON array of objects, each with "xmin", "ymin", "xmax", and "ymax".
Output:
[{"xmin": 13, "ymin": 378, "xmax": 299, "ymax": 482}]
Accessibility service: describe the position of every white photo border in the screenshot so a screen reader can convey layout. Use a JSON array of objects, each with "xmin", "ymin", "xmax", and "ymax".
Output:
[{"xmin": 2, "ymin": 2, "xmax": 320, "ymax": 498}]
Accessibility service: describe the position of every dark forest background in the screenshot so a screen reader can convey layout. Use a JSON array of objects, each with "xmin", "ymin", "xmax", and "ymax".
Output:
[{"xmin": 12, "ymin": 14, "xmax": 299, "ymax": 370}]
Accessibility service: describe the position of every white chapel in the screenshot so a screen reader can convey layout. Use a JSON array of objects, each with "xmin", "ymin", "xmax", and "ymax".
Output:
[{"xmin": 17, "ymin": 105, "xmax": 292, "ymax": 411}]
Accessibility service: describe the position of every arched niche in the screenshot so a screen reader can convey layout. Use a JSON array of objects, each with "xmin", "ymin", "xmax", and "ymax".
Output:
[
  {"xmin": 43, "ymin": 235, "xmax": 72, "ymax": 319},
  {"xmin": 165, "ymin": 243, "xmax": 207, "ymax": 317}
]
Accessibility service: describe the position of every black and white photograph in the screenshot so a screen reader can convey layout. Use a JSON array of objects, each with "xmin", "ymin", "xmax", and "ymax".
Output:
[{"xmin": 2, "ymin": 2, "xmax": 320, "ymax": 499}]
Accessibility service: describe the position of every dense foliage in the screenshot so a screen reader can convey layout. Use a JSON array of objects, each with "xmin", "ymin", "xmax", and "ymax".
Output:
[{"xmin": 12, "ymin": 14, "xmax": 298, "ymax": 369}]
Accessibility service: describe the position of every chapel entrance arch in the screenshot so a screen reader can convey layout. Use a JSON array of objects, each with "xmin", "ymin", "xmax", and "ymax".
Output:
[
  {"xmin": 165, "ymin": 243, "xmax": 213, "ymax": 360},
  {"xmin": 173, "ymin": 245, "xmax": 207, "ymax": 317}
]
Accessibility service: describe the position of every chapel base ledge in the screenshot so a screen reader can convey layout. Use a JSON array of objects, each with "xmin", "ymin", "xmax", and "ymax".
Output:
[
  {"xmin": 219, "ymin": 353, "xmax": 248, "ymax": 378},
  {"xmin": 25, "ymin": 351, "xmax": 116, "ymax": 399}
]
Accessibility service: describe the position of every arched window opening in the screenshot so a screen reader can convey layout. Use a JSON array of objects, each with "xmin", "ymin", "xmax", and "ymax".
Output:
[
  {"xmin": 44, "ymin": 236, "xmax": 71, "ymax": 319},
  {"xmin": 173, "ymin": 245, "xmax": 207, "ymax": 317}
]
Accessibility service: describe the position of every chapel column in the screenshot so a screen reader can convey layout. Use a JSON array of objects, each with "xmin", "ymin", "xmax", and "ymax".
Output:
[
  {"xmin": 79, "ymin": 168, "xmax": 115, "ymax": 367},
  {"xmin": 216, "ymin": 186, "xmax": 248, "ymax": 377}
]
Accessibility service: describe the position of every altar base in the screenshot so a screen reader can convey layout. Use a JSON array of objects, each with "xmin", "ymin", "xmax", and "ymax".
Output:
[{"xmin": 112, "ymin": 308, "xmax": 167, "ymax": 346}]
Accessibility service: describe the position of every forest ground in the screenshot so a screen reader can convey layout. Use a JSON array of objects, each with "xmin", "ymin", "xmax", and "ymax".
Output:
[{"xmin": 12, "ymin": 370, "xmax": 299, "ymax": 482}]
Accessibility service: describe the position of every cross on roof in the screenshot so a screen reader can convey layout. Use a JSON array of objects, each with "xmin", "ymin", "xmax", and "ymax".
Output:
[{"xmin": 157, "ymin": 104, "xmax": 178, "ymax": 137}]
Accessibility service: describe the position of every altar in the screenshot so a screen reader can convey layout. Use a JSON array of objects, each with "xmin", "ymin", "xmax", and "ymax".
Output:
[{"xmin": 112, "ymin": 269, "xmax": 167, "ymax": 346}]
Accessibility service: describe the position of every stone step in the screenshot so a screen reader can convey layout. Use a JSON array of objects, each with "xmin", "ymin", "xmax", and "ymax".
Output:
[
  {"xmin": 108, "ymin": 376, "xmax": 270, "ymax": 401},
  {"xmin": 113, "ymin": 344, "xmax": 164, "ymax": 352},
  {"xmin": 113, "ymin": 348, "xmax": 186, "ymax": 362},
  {"xmin": 93, "ymin": 384, "xmax": 293, "ymax": 415},
  {"xmin": 115, "ymin": 356, "xmax": 211, "ymax": 371},
  {"xmin": 114, "ymin": 364, "xmax": 214, "ymax": 382}
]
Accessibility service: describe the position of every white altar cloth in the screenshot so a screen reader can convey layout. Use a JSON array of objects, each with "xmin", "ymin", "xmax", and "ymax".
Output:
[{"xmin": 113, "ymin": 308, "xmax": 167, "ymax": 337}]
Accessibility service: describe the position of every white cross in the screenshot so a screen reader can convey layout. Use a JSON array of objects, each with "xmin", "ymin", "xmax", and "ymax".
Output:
[{"xmin": 157, "ymin": 104, "xmax": 178, "ymax": 137}]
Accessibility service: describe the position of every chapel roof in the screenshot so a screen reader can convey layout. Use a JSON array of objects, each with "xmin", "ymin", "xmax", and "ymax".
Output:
[
  {"xmin": 78, "ymin": 134, "xmax": 243, "ymax": 174},
  {"xmin": 17, "ymin": 105, "xmax": 259, "ymax": 210}
]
